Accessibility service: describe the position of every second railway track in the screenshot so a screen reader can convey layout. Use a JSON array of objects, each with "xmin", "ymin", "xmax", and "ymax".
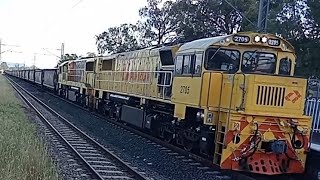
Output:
[{"xmin": 6, "ymin": 76, "xmax": 149, "ymax": 180}]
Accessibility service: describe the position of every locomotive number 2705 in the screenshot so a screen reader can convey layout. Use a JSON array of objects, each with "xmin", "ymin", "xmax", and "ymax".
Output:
[{"xmin": 180, "ymin": 86, "xmax": 190, "ymax": 94}]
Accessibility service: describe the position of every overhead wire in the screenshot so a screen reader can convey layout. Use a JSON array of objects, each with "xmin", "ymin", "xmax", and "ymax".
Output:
[
  {"xmin": 72, "ymin": 0, "xmax": 84, "ymax": 8},
  {"xmin": 223, "ymin": 0, "xmax": 258, "ymax": 29}
]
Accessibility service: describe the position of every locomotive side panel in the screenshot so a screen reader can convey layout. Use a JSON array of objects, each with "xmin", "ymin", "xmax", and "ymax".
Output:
[{"xmin": 95, "ymin": 48, "xmax": 167, "ymax": 100}]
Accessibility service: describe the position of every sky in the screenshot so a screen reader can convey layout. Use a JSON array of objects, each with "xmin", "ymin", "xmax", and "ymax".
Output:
[{"xmin": 0, "ymin": 0, "xmax": 146, "ymax": 69}]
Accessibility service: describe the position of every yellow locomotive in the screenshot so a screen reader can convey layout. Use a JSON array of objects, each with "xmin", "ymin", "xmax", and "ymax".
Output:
[{"xmin": 57, "ymin": 32, "xmax": 312, "ymax": 175}]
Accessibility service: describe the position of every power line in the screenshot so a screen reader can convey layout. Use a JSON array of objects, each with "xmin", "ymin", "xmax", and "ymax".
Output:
[
  {"xmin": 72, "ymin": 0, "xmax": 83, "ymax": 8},
  {"xmin": 223, "ymin": 0, "xmax": 258, "ymax": 29},
  {"xmin": 42, "ymin": 48, "xmax": 62, "ymax": 59},
  {"xmin": 0, "ymin": 39, "xmax": 21, "ymax": 62}
]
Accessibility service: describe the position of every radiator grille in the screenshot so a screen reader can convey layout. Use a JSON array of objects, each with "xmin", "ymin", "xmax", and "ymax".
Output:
[{"xmin": 256, "ymin": 86, "xmax": 286, "ymax": 107}]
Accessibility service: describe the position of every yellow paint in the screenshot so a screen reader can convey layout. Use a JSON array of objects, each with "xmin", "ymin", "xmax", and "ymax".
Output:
[
  {"xmin": 263, "ymin": 131, "xmax": 276, "ymax": 141},
  {"xmin": 245, "ymin": 75, "xmax": 307, "ymax": 117},
  {"xmin": 171, "ymin": 76, "xmax": 202, "ymax": 106},
  {"xmin": 200, "ymin": 72, "xmax": 223, "ymax": 107},
  {"xmin": 174, "ymin": 103, "xmax": 186, "ymax": 119}
]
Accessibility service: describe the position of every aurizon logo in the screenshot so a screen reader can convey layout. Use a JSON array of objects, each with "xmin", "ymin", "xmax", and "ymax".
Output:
[{"xmin": 285, "ymin": 90, "xmax": 301, "ymax": 103}]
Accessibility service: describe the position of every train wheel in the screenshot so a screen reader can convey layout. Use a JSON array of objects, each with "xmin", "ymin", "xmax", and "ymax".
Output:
[
  {"xmin": 162, "ymin": 124, "xmax": 174, "ymax": 143},
  {"xmin": 183, "ymin": 138, "xmax": 194, "ymax": 152},
  {"xmin": 115, "ymin": 106, "xmax": 121, "ymax": 121},
  {"xmin": 164, "ymin": 131, "xmax": 174, "ymax": 143}
]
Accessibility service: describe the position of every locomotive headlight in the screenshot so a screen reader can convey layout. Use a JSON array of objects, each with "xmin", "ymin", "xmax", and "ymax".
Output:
[
  {"xmin": 261, "ymin": 36, "xmax": 268, "ymax": 43},
  {"xmin": 254, "ymin": 35, "xmax": 261, "ymax": 42}
]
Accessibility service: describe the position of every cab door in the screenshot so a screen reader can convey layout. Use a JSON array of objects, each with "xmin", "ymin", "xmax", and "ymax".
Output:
[{"xmin": 171, "ymin": 53, "xmax": 203, "ymax": 118}]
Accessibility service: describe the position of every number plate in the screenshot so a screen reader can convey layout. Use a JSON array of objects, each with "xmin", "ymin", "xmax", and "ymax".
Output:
[
  {"xmin": 268, "ymin": 38, "xmax": 280, "ymax": 46},
  {"xmin": 233, "ymin": 35, "xmax": 250, "ymax": 43},
  {"xmin": 180, "ymin": 86, "xmax": 190, "ymax": 94}
]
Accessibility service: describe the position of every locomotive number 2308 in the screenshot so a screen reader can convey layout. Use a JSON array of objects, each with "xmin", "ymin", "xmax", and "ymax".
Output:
[{"xmin": 180, "ymin": 86, "xmax": 190, "ymax": 94}]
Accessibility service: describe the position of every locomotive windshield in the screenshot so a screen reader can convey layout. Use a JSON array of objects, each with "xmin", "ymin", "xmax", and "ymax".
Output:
[
  {"xmin": 205, "ymin": 48, "xmax": 240, "ymax": 72},
  {"xmin": 241, "ymin": 51, "xmax": 276, "ymax": 74}
]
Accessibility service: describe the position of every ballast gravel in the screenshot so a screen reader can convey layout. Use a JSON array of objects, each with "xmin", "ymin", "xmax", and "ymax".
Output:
[{"xmin": 17, "ymin": 91, "xmax": 92, "ymax": 180}]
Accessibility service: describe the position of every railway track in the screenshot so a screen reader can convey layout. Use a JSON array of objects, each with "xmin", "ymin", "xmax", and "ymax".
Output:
[{"xmin": 6, "ymin": 76, "xmax": 149, "ymax": 180}]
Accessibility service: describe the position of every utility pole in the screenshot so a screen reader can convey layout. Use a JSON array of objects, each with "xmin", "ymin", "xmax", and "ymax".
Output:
[
  {"xmin": 33, "ymin": 53, "xmax": 36, "ymax": 69},
  {"xmin": 257, "ymin": 0, "xmax": 270, "ymax": 33},
  {"xmin": 61, "ymin": 43, "xmax": 64, "ymax": 60}
]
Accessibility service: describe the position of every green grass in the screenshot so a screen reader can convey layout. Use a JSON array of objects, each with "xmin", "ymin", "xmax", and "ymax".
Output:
[{"xmin": 0, "ymin": 75, "xmax": 58, "ymax": 180}]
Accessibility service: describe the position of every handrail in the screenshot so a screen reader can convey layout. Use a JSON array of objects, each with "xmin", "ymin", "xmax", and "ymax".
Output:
[
  {"xmin": 225, "ymin": 74, "xmax": 236, "ymax": 144},
  {"xmin": 224, "ymin": 72, "xmax": 247, "ymax": 146},
  {"xmin": 237, "ymin": 73, "xmax": 246, "ymax": 111},
  {"xmin": 205, "ymin": 72, "xmax": 212, "ymax": 109},
  {"xmin": 305, "ymin": 98, "xmax": 320, "ymax": 132}
]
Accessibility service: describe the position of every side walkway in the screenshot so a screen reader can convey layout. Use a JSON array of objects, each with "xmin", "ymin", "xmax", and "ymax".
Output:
[{"xmin": 0, "ymin": 75, "xmax": 58, "ymax": 180}]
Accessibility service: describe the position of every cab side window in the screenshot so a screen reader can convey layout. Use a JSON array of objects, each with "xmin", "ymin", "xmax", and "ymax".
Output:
[
  {"xmin": 183, "ymin": 55, "xmax": 191, "ymax": 75},
  {"xmin": 63, "ymin": 65, "xmax": 68, "ymax": 72},
  {"xmin": 175, "ymin": 55, "xmax": 183, "ymax": 74},
  {"xmin": 279, "ymin": 58, "xmax": 291, "ymax": 75},
  {"xmin": 175, "ymin": 53, "xmax": 203, "ymax": 76},
  {"xmin": 195, "ymin": 54, "xmax": 203, "ymax": 75},
  {"xmin": 86, "ymin": 62, "xmax": 94, "ymax": 71},
  {"xmin": 206, "ymin": 48, "xmax": 240, "ymax": 72}
]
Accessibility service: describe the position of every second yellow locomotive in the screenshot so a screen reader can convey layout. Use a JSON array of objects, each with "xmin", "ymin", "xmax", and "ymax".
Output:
[{"xmin": 57, "ymin": 32, "xmax": 312, "ymax": 175}]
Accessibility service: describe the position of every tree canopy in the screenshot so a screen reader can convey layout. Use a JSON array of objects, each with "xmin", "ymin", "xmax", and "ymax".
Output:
[
  {"xmin": 0, "ymin": 62, "xmax": 8, "ymax": 70},
  {"xmin": 55, "ymin": 53, "xmax": 79, "ymax": 67},
  {"xmin": 96, "ymin": 0, "xmax": 320, "ymax": 77}
]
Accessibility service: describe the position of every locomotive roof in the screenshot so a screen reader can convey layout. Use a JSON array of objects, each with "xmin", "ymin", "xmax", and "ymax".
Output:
[{"xmin": 178, "ymin": 35, "xmax": 232, "ymax": 53}]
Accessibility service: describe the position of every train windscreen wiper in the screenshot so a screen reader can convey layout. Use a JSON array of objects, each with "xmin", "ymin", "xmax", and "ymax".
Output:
[{"xmin": 209, "ymin": 47, "xmax": 222, "ymax": 61}]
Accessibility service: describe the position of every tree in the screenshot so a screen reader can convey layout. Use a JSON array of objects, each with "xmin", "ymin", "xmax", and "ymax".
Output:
[
  {"xmin": 0, "ymin": 62, "xmax": 8, "ymax": 70},
  {"xmin": 170, "ymin": 0, "xmax": 259, "ymax": 42},
  {"xmin": 86, "ymin": 52, "xmax": 96, "ymax": 57},
  {"xmin": 95, "ymin": 23, "xmax": 142, "ymax": 55},
  {"xmin": 56, "ymin": 53, "xmax": 78, "ymax": 67},
  {"xmin": 138, "ymin": 0, "xmax": 177, "ymax": 45},
  {"xmin": 307, "ymin": 0, "xmax": 320, "ymax": 39},
  {"xmin": 94, "ymin": 0, "xmax": 320, "ymax": 77},
  {"xmin": 268, "ymin": 0, "xmax": 320, "ymax": 77},
  {"xmin": 29, "ymin": 65, "xmax": 38, "ymax": 70}
]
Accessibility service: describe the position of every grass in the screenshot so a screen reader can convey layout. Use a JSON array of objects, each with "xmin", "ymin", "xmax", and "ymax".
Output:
[{"xmin": 0, "ymin": 75, "xmax": 58, "ymax": 180}]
